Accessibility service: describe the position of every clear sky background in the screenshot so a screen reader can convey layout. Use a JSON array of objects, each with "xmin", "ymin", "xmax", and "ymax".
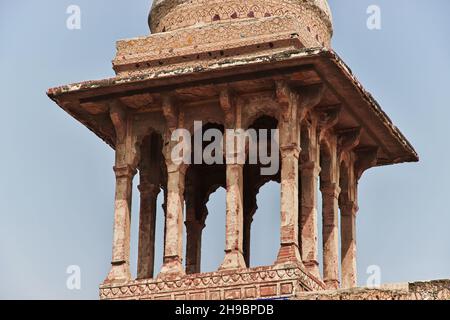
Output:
[{"xmin": 0, "ymin": 0, "xmax": 449, "ymax": 299}]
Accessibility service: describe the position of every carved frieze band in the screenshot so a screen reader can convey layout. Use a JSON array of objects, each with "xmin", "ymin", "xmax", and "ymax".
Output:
[{"xmin": 100, "ymin": 266, "xmax": 324, "ymax": 300}]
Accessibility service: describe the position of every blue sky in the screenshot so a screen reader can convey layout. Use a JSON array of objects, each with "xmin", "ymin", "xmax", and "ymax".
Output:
[{"xmin": 0, "ymin": 0, "xmax": 449, "ymax": 299}]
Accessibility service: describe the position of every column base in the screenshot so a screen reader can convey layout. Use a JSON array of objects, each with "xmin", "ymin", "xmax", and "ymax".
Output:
[
  {"xmin": 341, "ymin": 275, "xmax": 357, "ymax": 289},
  {"xmin": 219, "ymin": 250, "xmax": 246, "ymax": 270},
  {"xmin": 276, "ymin": 244, "xmax": 303, "ymax": 266},
  {"xmin": 158, "ymin": 258, "xmax": 185, "ymax": 279},
  {"xmin": 136, "ymin": 270, "xmax": 153, "ymax": 281},
  {"xmin": 186, "ymin": 265, "xmax": 200, "ymax": 275},
  {"xmin": 303, "ymin": 260, "xmax": 321, "ymax": 279},
  {"xmin": 324, "ymin": 279, "xmax": 340, "ymax": 290},
  {"xmin": 104, "ymin": 261, "xmax": 132, "ymax": 285}
]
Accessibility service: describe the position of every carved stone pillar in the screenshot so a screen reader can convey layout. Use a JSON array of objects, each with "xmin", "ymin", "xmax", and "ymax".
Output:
[
  {"xmin": 300, "ymin": 161, "xmax": 321, "ymax": 277},
  {"xmin": 137, "ymin": 182, "xmax": 159, "ymax": 279},
  {"xmin": 321, "ymin": 181, "xmax": 340, "ymax": 289},
  {"xmin": 220, "ymin": 89, "xmax": 246, "ymax": 270},
  {"xmin": 159, "ymin": 94, "xmax": 186, "ymax": 277},
  {"xmin": 243, "ymin": 215, "xmax": 253, "ymax": 267},
  {"xmin": 159, "ymin": 162, "xmax": 186, "ymax": 276},
  {"xmin": 275, "ymin": 82, "xmax": 302, "ymax": 265},
  {"xmin": 340, "ymin": 199, "xmax": 358, "ymax": 288},
  {"xmin": 320, "ymin": 137, "xmax": 340, "ymax": 289},
  {"xmin": 104, "ymin": 102, "xmax": 138, "ymax": 284},
  {"xmin": 243, "ymin": 168, "xmax": 258, "ymax": 268},
  {"xmin": 220, "ymin": 163, "xmax": 246, "ymax": 269},
  {"xmin": 340, "ymin": 153, "xmax": 361, "ymax": 289},
  {"xmin": 185, "ymin": 182, "xmax": 206, "ymax": 275},
  {"xmin": 105, "ymin": 165, "xmax": 136, "ymax": 283},
  {"xmin": 185, "ymin": 219, "xmax": 205, "ymax": 275},
  {"xmin": 137, "ymin": 135, "xmax": 162, "ymax": 280},
  {"xmin": 299, "ymin": 117, "xmax": 321, "ymax": 278}
]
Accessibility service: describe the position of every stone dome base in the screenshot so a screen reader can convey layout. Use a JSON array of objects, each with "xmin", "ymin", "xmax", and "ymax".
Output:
[{"xmin": 149, "ymin": 0, "xmax": 333, "ymax": 47}]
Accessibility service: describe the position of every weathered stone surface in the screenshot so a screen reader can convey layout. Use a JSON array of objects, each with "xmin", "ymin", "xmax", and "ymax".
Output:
[
  {"xmin": 149, "ymin": 0, "xmax": 332, "ymax": 44},
  {"xmin": 297, "ymin": 280, "xmax": 450, "ymax": 301},
  {"xmin": 100, "ymin": 265, "xmax": 324, "ymax": 300},
  {"xmin": 46, "ymin": 0, "xmax": 426, "ymax": 301}
]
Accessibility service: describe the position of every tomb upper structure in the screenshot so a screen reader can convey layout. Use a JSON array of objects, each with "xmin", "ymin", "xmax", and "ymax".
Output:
[{"xmin": 149, "ymin": 0, "xmax": 333, "ymax": 47}]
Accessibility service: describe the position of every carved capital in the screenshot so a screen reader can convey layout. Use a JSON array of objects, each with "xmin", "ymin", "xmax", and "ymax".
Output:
[
  {"xmin": 161, "ymin": 93, "xmax": 178, "ymax": 130},
  {"xmin": 320, "ymin": 182, "xmax": 341, "ymax": 199},
  {"xmin": 276, "ymin": 80, "xmax": 298, "ymax": 122},
  {"xmin": 219, "ymin": 87, "xmax": 236, "ymax": 127},
  {"xmin": 110, "ymin": 101, "xmax": 128, "ymax": 143},
  {"xmin": 275, "ymin": 80, "xmax": 291, "ymax": 106},
  {"xmin": 297, "ymin": 84, "xmax": 325, "ymax": 121},
  {"xmin": 138, "ymin": 182, "xmax": 160, "ymax": 197},
  {"xmin": 340, "ymin": 200, "xmax": 359, "ymax": 216},
  {"xmin": 300, "ymin": 161, "xmax": 321, "ymax": 176},
  {"xmin": 185, "ymin": 220, "xmax": 206, "ymax": 232},
  {"xmin": 315, "ymin": 105, "xmax": 341, "ymax": 140},
  {"xmin": 280, "ymin": 145, "xmax": 301, "ymax": 159},
  {"xmin": 337, "ymin": 127, "xmax": 362, "ymax": 155},
  {"xmin": 113, "ymin": 165, "xmax": 137, "ymax": 179},
  {"xmin": 166, "ymin": 161, "xmax": 188, "ymax": 176}
]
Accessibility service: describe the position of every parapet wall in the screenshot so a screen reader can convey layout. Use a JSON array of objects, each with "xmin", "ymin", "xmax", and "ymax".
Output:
[{"xmin": 296, "ymin": 280, "xmax": 450, "ymax": 300}]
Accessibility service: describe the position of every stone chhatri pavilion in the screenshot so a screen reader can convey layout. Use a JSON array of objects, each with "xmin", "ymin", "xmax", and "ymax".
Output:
[{"xmin": 48, "ymin": 0, "xmax": 422, "ymax": 300}]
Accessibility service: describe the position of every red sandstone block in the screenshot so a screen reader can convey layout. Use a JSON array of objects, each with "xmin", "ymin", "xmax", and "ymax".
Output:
[
  {"xmin": 224, "ymin": 289, "xmax": 242, "ymax": 300},
  {"xmin": 245, "ymin": 287, "xmax": 257, "ymax": 299},
  {"xmin": 281, "ymin": 283, "xmax": 293, "ymax": 295},
  {"xmin": 209, "ymin": 291, "xmax": 221, "ymax": 300},
  {"xmin": 175, "ymin": 294, "xmax": 186, "ymax": 300},
  {"xmin": 190, "ymin": 292, "xmax": 207, "ymax": 300},
  {"xmin": 260, "ymin": 285, "xmax": 277, "ymax": 297},
  {"xmin": 154, "ymin": 294, "xmax": 171, "ymax": 300}
]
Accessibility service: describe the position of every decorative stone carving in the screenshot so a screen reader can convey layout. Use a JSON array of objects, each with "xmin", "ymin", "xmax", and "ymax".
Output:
[
  {"xmin": 149, "ymin": 0, "xmax": 332, "ymax": 44},
  {"xmin": 46, "ymin": 0, "xmax": 421, "ymax": 302},
  {"xmin": 100, "ymin": 265, "xmax": 324, "ymax": 300}
]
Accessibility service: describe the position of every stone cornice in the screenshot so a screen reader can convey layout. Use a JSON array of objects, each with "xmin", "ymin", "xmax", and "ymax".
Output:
[{"xmin": 47, "ymin": 48, "xmax": 418, "ymax": 168}]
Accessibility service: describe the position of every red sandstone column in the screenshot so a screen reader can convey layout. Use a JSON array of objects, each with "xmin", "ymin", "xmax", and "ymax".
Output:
[
  {"xmin": 276, "ymin": 145, "xmax": 302, "ymax": 264},
  {"xmin": 321, "ymin": 181, "xmax": 340, "ymax": 289},
  {"xmin": 105, "ymin": 165, "xmax": 136, "ymax": 283},
  {"xmin": 276, "ymin": 125, "xmax": 302, "ymax": 264},
  {"xmin": 243, "ymin": 215, "xmax": 253, "ymax": 267},
  {"xmin": 275, "ymin": 82, "xmax": 302, "ymax": 265},
  {"xmin": 340, "ymin": 158, "xmax": 359, "ymax": 288},
  {"xmin": 341, "ymin": 200, "xmax": 358, "ymax": 288},
  {"xmin": 300, "ymin": 161, "xmax": 321, "ymax": 278},
  {"xmin": 299, "ymin": 117, "xmax": 321, "ymax": 277},
  {"xmin": 220, "ymin": 163, "xmax": 246, "ymax": 270},
  {"xmin": 219, "ymin": 89, "xmax": 246, "ymax": 270},
  {"xmin": 137, "ymin": 135, "xmax": 162, "ymax": 279},
  {"xmin": 137, "ymin": 182, "xmax": 159, "ymax": 279},
  {"xmin": 185, "ymin": 219, "xmax": 205, "ymax": 274},
  {"xmin": 159, "ymin": 162, "xmax": 186, "ymax": 277}
]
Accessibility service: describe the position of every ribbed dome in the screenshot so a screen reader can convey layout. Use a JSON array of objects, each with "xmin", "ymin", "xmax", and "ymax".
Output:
[{"xmin": 149, "ymin": 0, "xmax": 333, "ymax": 45}]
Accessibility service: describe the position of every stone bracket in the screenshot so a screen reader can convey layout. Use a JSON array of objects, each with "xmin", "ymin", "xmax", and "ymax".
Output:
[
  {"xmin": 355, "ymin": 146, "xmax": 379, "ymax": 179},
  {"xmin": 219, "ymin": 87, "xmax": 237, "ymax": 128},
  {"xmin": 337, "ymin": 127, "xmax": 362, "ymax": 156},
  {"xmin": 110, "ymin": 101, "xmax": 128, "ymax": 143},
  {"xmin": 316, "ymin": 105, "xmax": 341, "ymax": 141},
  {"xmin": 161, "ymin": 93, "xmax": 179, "ymax": 131}
]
